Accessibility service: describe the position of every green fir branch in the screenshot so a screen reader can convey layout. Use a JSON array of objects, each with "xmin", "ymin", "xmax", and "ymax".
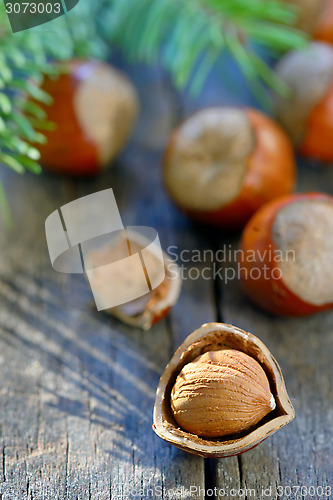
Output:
[
  {"xmin": 0, "ymin": 0, "xmax": 308, "ymax": 222},
  {"xmin": 106, "ymin": 0, "xmax": 307, "ymax": 98},
  {"xmin": 0, "ymin": 0, "xmax": 108, "ymax": 221}
]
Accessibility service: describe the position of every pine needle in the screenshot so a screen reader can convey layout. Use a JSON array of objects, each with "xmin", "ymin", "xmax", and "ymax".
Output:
[
  {"xmin": 108, "ymin": 0, "xmax": 307, "ymax": 101},
  {"xmin": 0, "ymin": 0, "xmax": 308, "ymax": 221}
]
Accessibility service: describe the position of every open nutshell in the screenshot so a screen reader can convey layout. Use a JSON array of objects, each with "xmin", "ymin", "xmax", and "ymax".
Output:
[{"xmin": 153, "ymin": 322, "xmax": 295, "ymax": 458}]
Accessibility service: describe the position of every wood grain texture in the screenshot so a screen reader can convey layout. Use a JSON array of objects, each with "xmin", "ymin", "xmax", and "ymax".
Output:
[
  {"xmin": 1, "ymin": 57, "xmax": 333, "ymax": 500},
  {"xmin": 214, "ymin": 162, "xmax": 333, "ymax": 499},
  {"xmin": 0, "ymin": 140, "xmax": 214, "ymax": 498}
]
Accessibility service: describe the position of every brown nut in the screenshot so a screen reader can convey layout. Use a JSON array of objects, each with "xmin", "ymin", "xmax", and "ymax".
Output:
[
  {"xmin": 282, "ymin": 0, "xmax": 325, "ymax": 34},
  {"xmin": 163, "ymin": 107, "xmax": 295, "ymax": 230},
  {"xmin": 239, "ymin": 192, "xmax": 333, "ymax": 316},
  {"xmin": 170, "ymin": 349, "xmax": 276, "ymax": 439},
  {"xmin": 314, "ymin": 0, "xmax": 333, "ymax": 44},
  {"xmin": 274, "ymin": 42, "xmax": 333, "ymax": 161},
  {"xmin": 153, "ymin": 323, "xmax": 294, "ymax": 458},
  {"xmin": 36, "ymin": 60, "xmax": 139, "ymax": 176}
]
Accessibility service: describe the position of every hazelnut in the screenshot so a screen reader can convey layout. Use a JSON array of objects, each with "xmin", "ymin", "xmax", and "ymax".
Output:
[
  {"xmin": 274, "ymin": 42, "xmax": 333, "ymax": 162},
  {"xmin": 314, "ymin": 0, "xmax": 333, "ymax": 44},
  {"xmin": 170, "ymin": 349, "xmax": 275, "ymax": 438},
  {"xmin": 153, "ymin": 323, "xmax": 294, "ymax": 457},
  {"xmin": 239, "ymin": 192, "xmax": 333, "ymax": 316},
  {"xmin": 36, "ymin": 60, "xmax": 139, "ymax": 175},
  {"xmin": 163, "ymin": 107, "xmax": 295, "ymax": 230},
  {"xmin": 282, "ymin": 0, "xmax": 325, "ymax": 34}
]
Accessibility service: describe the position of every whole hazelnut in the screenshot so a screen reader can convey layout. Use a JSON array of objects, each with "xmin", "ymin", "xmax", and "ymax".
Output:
[
  {"xmin": 163, "ymin": 107, "xmax": 295, "ymax": 230},
  {"xmin": 36, "ymin": 60, "xmax": 139, "ymax": 176},
  {"xmin": 274, "ymin": 42, "xmax": 333, "ymax": 162},
  {"xmin": 239, "ymin": 192, "xmax": 333, "ymax": 315}
]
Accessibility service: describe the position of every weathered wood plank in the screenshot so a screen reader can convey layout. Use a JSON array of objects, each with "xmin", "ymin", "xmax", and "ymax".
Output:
[
  {"xmin": 220, "ymin": 274, "xmax": 333, "ymax": 499},
  {"xmin": 2, "ymin": 55, "xmax": 333, "ymax": 500},
  {"xmin": 214, "ymin": 161, "xmax": 333, "ymax": 499},
  {"xmin": 0, "ymin": 139, "xmax": 214, "ymax": 498},
  {"xmin": 0, "ymin": 167, "xmax": 173, "ymax": 499},
  {"xmin": 73, "ymin": 143, "xmax": 215, "ymax": 497}
]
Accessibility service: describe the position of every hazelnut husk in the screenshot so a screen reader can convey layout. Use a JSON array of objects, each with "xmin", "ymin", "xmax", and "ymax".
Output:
[{"xmin": 153, "ymin": 323, "xmax": 294, "ymax": 458}]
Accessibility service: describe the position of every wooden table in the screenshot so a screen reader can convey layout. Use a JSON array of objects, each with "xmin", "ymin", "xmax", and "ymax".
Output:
[{"xmin": 0, "ymin": 61, "xmax": 333, "ymax": 499}]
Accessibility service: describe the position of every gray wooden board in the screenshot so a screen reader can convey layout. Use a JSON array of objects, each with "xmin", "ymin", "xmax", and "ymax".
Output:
[
  {"xmin": 1, "ymin": 56, "xmax": 333, "ymax": 500},
  {"xmin": 0, "ymin": 139, "xmax": 217, "ymax": 498},
  {"xmin": 213, "ymin": 162, "xmax": 333, "ymax": 500},
  {"xmin": 73, "ymin": 146, "xmax": 217, "ymax": 498}
]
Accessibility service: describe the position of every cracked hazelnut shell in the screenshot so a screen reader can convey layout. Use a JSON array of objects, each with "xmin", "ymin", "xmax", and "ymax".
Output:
[
  {"xmin": 163, "ymin": 107, "xmax": 296, "ymax": 231},
  {"xmin": 153, "ymin": 323, "xmax": 294, "ymax": 458},
  {"xmin": 85, "ymin": 230, "xmax": 182, "ymax": 330}
]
